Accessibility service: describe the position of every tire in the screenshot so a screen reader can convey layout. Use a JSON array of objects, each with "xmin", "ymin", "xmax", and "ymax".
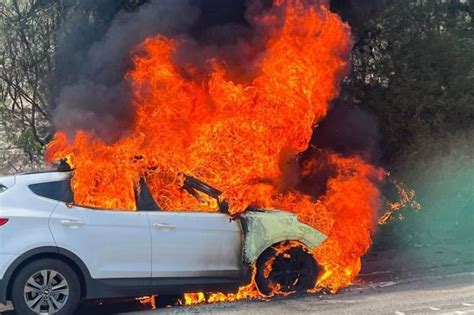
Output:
[
  {"xmin": 11, "ymin": 258, "xmax": 81, "ymax": 315},
  {"xmin": 255, "ymin": 243, "xmax": 318, "ymax": 297}
]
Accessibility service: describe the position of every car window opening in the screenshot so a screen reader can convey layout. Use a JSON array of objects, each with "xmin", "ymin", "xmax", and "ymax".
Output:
[
  {"xmin": 135, "ymin": 178, "xmax": 161, "ymax": 211},
  {"xmin": 29, "ymin": 180, "xmax": 73, "ymax": 203}
]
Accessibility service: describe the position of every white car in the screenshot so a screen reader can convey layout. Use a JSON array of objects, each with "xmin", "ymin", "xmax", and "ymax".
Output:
[{"xmin": 0, "ymin": 167, "xmax": 326, "ymax": 314}]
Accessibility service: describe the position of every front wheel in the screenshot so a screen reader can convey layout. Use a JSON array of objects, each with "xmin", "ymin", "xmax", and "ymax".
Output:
[
  {"xmin": 255, "ymin": 242, "xmax": 318, "ymax": 297},
  {"xmin": 11, "ymin": 258, "xmax": 81, "ymax": 315}
]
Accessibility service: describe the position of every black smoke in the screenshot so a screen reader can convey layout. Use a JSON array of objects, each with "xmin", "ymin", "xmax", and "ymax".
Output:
[
  {"xmin": 311, "ymin": 101, "xmax": 381, "ymax": 163},
  {"xmin": 53, "ymin": 0, "xmax": 200, "ymax": 141},
  {"xmin": 331, "ymin": 0, "xmax": 384, "ymax": 23},
  {"xmin": 52, "ymin": 0, "xmax": 384, "ymax": 143}
]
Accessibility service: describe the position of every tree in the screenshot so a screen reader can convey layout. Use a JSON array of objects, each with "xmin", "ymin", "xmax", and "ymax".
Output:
[
  {"xmin": 342, "ymin": 0, "xmax": 474, "ymax": 166},
  {"xmin": 0, "ymin": 0, "xmax": 148, "ymax": 171},
  {"xmin": 0, "ymin": 0, "xmax": 60, "ymax": 164}
]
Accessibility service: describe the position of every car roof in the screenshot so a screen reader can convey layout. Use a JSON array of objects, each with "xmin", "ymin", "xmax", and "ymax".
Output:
[
  {"xmin": 20, "ymin": 169, "xmax": 67, "ymax": 175},
  {"xmin": 16, "ymin": 170, "xmax": 72, "ymax": 184}
]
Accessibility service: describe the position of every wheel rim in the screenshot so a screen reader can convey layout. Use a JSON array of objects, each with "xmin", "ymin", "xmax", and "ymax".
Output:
[
  {"xmin": 268, "ymin": 248, "xmax": 314, "ymax": 293},
  {"xmin": 23, "ymin": 269, "xmax": 69, "ymax": 314}
]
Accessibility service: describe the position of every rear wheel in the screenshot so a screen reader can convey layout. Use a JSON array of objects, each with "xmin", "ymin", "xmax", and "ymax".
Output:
[
  {"xmin": 11, "ymin": 258, "xmax": 81, "ymax": 315},
  {"xmin": 255, "ymin": 242, "xmax": 318, "ymax": 297}
]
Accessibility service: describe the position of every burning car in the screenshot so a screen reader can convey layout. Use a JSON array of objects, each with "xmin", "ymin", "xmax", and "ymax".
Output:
[{"xmin": 0, "ymin": 167, "xmax": 326, "ymax": 315}]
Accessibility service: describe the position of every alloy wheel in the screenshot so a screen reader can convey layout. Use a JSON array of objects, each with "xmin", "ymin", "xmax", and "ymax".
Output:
[{"xmin": 23, "ymin": 269, "xmax": 70, "ymax": 314}]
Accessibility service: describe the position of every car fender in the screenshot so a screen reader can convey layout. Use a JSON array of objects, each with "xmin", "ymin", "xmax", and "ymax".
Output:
[{"xmin": 240, "ymin": 210, "xmax": 327, "ymax": 264}]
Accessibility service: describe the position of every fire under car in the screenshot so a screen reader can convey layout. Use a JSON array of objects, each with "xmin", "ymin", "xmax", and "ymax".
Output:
[{"xmin": 0, "ymin": 167, "xmax": 326, "ymax": 315}]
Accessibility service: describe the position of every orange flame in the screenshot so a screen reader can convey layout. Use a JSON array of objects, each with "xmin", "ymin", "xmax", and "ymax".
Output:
[
  {"xmin": 378, "ymin": 173, "xmax": 421, "ymax": 225},
  {"xmin": 46, "ymin": 0, "xmax": 385, "ymax": 297}
]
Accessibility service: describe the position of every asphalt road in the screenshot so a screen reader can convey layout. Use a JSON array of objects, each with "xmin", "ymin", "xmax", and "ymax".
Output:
[
  {"xmin": 1, "ymin": 243, "xmax": 473, "ymax": 314},
  {"xmin": 126, "ymin": 273, "xmax": 473, "ymax": 315}
]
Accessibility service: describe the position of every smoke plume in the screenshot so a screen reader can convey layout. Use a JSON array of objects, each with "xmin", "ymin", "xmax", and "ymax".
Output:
[
  {"xmin": 52, "ymin": 0, "xmax": 385, "ymax": 143},
  {"xmin": 53, "ymin": 0, "xmax": 200, "ymax": 141}
]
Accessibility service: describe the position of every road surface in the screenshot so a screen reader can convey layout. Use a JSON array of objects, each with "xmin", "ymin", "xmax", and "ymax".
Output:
[{"xmin": 126, "ymin": 272, "xmax": 473, "ymax": 315}]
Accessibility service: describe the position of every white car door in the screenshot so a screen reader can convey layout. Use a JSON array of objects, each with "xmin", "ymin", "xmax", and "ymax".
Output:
[
  {"xmin": 50, "ymin": 203, "xmax": 151, "ymax": 279},
  {"xmin": 147, "ymin": 211, "xmax": 242, "ymax": 278}
]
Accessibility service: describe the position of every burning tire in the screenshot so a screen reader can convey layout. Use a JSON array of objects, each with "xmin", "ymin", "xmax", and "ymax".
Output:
[
  {"xmin": 255, "ymin": 242, "xmax": 318, "ymax": 297},
  {"xmin": 10, "ymin": 258, "xmax": 81, "ymax": 315}
]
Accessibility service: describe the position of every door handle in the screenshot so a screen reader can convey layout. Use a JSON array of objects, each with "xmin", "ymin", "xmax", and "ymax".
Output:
[
  {"xmin": 153, "ymin": 223, "xmax": 176, "ymax": 230},
  {"xmin": 60, "ymin": 219, "xmax": 85, "ymax": 228}
]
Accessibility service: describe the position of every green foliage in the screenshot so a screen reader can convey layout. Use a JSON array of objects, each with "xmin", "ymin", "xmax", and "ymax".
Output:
[
  {"xmin": 0, "ymin": 0, "xmax": 60, "ymax": 161},
  {"xmin": 344, "ymin": 0, "xmax": 474, "ymax": 165},
  {"xmin": 0, "ymin": 0, "xmax": 147, "ymax": 165},
  {"xmin": 18, "ymin": 128, "xmax": 43, "ymax": 158}
]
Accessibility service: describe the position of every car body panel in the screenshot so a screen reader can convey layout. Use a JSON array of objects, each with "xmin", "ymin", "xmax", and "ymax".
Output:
[
  {"xmin": 0, "ymin": 254, "xmax": 14, "ymax": 280},
  {"xmin": 0, "ymin": 175, "xmax": 15, "ymax": 189},
  {"xmin": 50, "ymin": 204, "xmax": 151, "ymax": 279},
  {"xmin": 0, "ymin": 173, "xmax": 59, "ymax": 256},
  {"xmin": 241, "ymin": 210, "xmax": 327, "ymax": 263},
  {"xmin": 147, "ymin": 211, "xmax": 242, "ymax": 278}
]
